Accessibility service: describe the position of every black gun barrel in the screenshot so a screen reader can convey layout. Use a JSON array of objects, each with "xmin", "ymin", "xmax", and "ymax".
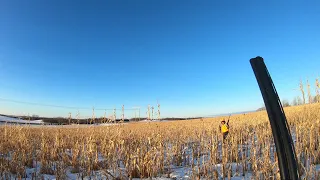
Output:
[{"xmin": 250, "ymin": 57, "xmax": 299, "ymax": 180}]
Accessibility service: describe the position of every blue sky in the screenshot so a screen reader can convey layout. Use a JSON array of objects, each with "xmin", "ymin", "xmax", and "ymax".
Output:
[{"xmin": 0, "ymin": 0, "xmax": 319, "ymax": 118}]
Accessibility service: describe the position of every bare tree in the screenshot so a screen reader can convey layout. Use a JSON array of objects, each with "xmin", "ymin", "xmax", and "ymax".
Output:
[
  {"xmin": 316, "ymin": 78, "xmax": 320, "ymax": 103},
  {"xmin": 299, "ymin": 80, "xmax": 306, "ymax": 104},
  {"xmin": 307, "ymin": 79, "xmax": 312, "ymax": 104},
  {"xmin": 313, "ymin": 95, "xmax": 320, "ymax": 103},
  {"xmin": 292, "ymin": 96, "xmax": 303, "ymax": 106},
  {"xmin": 281, "ymin": 99, "xmax": 290, "ymax": 107}
]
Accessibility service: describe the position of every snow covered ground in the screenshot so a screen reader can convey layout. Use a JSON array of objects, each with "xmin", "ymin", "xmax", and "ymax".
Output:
[
  {"xmin": 4, "ymin": 162, "xmax": 255, "ymax": 180},
  {"xmin": 0, "ymin": 115, "xmax": 169, "ymax": 126},
  {"xmin": 0, "ymin": 115, "xmax": 44, "ymax": 125},
  {"xmin": 1, "ymin": 116, "xmax": 319, "ymax": 179},
  {"xmin": 5, "ymin": 158, "xmax": 315, "ymax": 180},
  {"xmin": 3, "ymin": 141, "xmax": 315, "ymax": 180},
  {"xmin": 0, "ymin": 140, "xmax": 259, "ymax": 179},
  {"xmin": 139, "ymin": 119, "xmax": 168, "ymax": 122},
  {"xmin": 0, "ymin": 115, "xmax": 126, "ymax": 126}
]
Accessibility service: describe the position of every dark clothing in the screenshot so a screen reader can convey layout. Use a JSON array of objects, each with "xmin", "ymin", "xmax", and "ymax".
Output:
[{"xmin": 222, "ymin": 132, "xmax": 229, "ymax": 140}]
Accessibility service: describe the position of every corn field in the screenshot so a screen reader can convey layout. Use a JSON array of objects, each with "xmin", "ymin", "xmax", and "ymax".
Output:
[{"xmin": 0, "ymin": 104, "xmax": 320, "ymax": 179}]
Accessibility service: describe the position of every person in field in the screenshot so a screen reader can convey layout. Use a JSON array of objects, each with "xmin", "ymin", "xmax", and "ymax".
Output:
[{"xmin": 219, "ymin": 119, "xmax": 229, "ymax": 141}]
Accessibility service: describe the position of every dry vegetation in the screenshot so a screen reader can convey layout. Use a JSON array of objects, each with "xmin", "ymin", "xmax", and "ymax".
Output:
[{"xmin": 0, "ymin": 104, "xmax": 320, "ymax": 179}]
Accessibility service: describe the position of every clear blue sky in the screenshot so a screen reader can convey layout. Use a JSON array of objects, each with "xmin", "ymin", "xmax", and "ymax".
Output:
[{"xmin": 0, "ymin": 0, "xmax": 319, "ymax": 118}]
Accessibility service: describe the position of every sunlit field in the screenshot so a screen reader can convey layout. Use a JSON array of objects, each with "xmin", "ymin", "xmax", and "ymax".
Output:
[{"xmin": 1, "ymin": 104, "xmax": 320, "ymax": 179}]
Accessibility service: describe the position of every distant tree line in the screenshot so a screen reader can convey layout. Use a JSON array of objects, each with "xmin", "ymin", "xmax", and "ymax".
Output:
[
  {"xmin": 257, "ymin": 95, "xmax": 320, "ymax": 112},
  {"xmin": 257, "ymin": 77, "xmax": 320, "ymax": 111},
  {"xmin": 0, "ymin": 114, "xmax": 203, "ymax": 125},
  {"xmin": 38, "ymin": 117, "xmax": 131, "ymax": 125}
]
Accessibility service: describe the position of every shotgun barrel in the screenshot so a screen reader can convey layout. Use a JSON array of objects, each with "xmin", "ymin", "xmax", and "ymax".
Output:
[{"xmin": 250, "ymin": 56, "xmax": 300, "ymax": 180}]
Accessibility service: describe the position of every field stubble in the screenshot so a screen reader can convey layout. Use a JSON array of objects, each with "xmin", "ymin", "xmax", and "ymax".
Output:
[{"xmin": 0, "ymin": 104, "xmax": 320, "ymax": 179}]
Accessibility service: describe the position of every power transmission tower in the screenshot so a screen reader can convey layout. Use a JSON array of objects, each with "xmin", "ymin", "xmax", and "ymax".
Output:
[
  {"xmin": 151, "ymin": 106, "xmax": 154, "ymax": 120},
  {"xmin": 157, "ymin": 101, "xmax": 160, "ymax": 120},
  {"xmin": 103, "ymin": 109, "xmax": 106, "ymax": 123},
  {"xmin": 68, "ymin": 112, "xmax": 72, "ymax": 125},
  {"xmin": 132, "ymin": 106, "xmax": 140, "ymax": 121},
  {"xmin": 134, "ymin": 109, "xmax": 136, "ymax": 120},
  {"xmin": 147, "ymin": 105, "xmax": 150, "ymax": 120},
  {"xmin": 121, "ymin": 105, "xmax": 124, "ymax": 123},
  {"xmin": 76, "ymin": 110, "xmax": 80, "ymax": 124},
  {"xmin": 113, "ymin": 108, "xmax": 116, "ymax": 123},
  {"xmin": 91, "ymin": 107, "xmax": 95, "ymax": 124}
]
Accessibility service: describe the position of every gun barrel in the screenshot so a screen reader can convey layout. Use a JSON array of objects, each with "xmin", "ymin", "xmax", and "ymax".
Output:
[{"xmin": 250, "ymin": 56, "xmax": 299, "ymax": 180}]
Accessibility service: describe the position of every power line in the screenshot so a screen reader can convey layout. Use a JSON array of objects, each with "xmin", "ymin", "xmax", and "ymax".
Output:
[
  {"xmin": 0, "ymin": 97, "xmax": 87, "ymax": 109},
  {"xmin": 0, "ymin": 97, "xmax": 137, "ymax": 111}
]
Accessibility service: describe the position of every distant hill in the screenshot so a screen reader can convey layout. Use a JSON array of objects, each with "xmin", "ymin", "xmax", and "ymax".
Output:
[
  {"xmin": 0, "ymin": 115, "xmax": 44, "ymax": 125},
  {"xmin": 206, "ymin": 110, "xmax": 256, "ymax": 118}
]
